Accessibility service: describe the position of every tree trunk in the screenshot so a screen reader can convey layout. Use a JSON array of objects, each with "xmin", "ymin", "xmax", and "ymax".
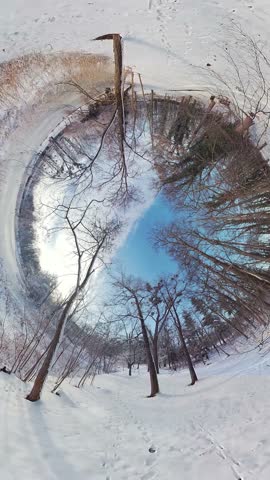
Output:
[
  {"xmin": 128, "ymin": 293, "xmax": 159, "ymax": 397},
  {"xmin": 138, "ymin": 314, "xmax": 159, "ymax": 396},
  {"xmin": 142, "ymin": 323, "xmax": 159, "ymax": 396},
  {"xmin": 77, "ymin": 355, "xmax": 99, "ymax": 388},
  {"xmin": 113, "ymin": 34, "xmax": 124, "ymax": 134},
  {"xmin": 26, "ymin": 294, "xmax": 75, "ymax": 402},
  {"xmin": 219, "ymin": 331, "xmax": 226, "ymax": 344},
  {"xmin": 152, "ymin": 338, "xmax": 160, "ymax": 374},
  {"xmin": 172, "ymin": 306, "xmax": 198, "ymax": 385},
  {"xmin": 128, "ymin": 362, "xmax": 132, "ymax": 376},
  {"xmin": 235, "ymin": 114, "xmax": 254, "ymax": 134},
  {"xmin": 26, "ymin": 337, "xmax": 59, "ymax": 401}
]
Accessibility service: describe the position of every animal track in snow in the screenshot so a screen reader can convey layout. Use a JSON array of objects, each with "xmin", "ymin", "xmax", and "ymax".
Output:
[
  {"xmin": 198, "ymin": 423, "xmax": 244, "ymax": 480},
  {"xmin": 150, "ymin": 0, "xmax": 183, "ymax": 59}
]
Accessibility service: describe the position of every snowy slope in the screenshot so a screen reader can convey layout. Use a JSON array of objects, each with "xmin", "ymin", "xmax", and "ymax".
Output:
[
  {"xmin": 1, "ymin": 339, "xmax": 270, "ymax": 480},
  {"xmin": 1, "ymin": 0, "xmax": 270, "ymax": 296},
  {"xmin": 1, "ymin": 2, "xmax": 270, "ymax": 479},
  {"xmin": 1, "ymin": 0, "xmax": 270, "ymax": 92},
  {"xmin": 0, "ymin": 53, "xmax": 113, "ymax": 298}
]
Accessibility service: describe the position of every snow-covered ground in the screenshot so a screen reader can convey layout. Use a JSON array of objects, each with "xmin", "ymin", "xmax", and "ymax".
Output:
[
  {"xmin": 1, "ymin": 2, "xmax": 270, "ymax": 480},
  {"xmin": 1, "ymin": 0, "xmax": 270, "ymax": 295},
  {"xmin": 1, "ymin": 338, "xmax": 270, "ymax": 480},
  {"xmin": 1, "ymin": 0, "xmax": 270, "ymax": 91},
  {"xmin": 0, "ymin": 53, "xmax": 113, "ymax": 294}
]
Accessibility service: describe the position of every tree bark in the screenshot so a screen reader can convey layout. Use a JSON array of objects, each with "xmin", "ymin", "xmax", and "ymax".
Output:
[
  {"xmin": 172, "ymin": 305, "xmax": 198, "ymax": 385},
  {"xmin": 235, "ymin": 114, "xmax": 254, "ymax": 134},
  {"xmin": 26, "ymin": 225, "xmax": 109, "ymax": 401},
  {"xmin": 152, "ymin": 337, "xmax": 160, "ymax": 374},
  {"xmin": 135, "ymin": 298, "xmax": 159, "ymax": 396},
  {"xmin": 26, "ymin": 293, "xmax": 75, "ymax": 401}
]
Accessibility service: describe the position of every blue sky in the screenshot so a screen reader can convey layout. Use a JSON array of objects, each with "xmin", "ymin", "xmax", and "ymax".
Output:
[{"xmin": 114, "ymin": 195, "xmax": 178, "ymax": 281}]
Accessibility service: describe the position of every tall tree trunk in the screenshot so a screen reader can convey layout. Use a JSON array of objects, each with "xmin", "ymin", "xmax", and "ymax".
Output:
[
  {"xmin": 172, "ymin": 306, "xmax": 198, "ymax": 385},
  {"xmin": 128, "ymin": 361, "xmax": 132, "ymax": 376},
  {"xmin": 136, "ymin": 301, "xmax": 159, "ymax": 396},
  {"xmin": 26, "ymin": 294, "xmax": 75, "ymax": 402},
  {"xmin": 112, "ymin": 34, "xmax": 124, "ymax": 136},
  {"xmin": 152, "ymin": 337, "xmax": 160, "ymax": 374}
]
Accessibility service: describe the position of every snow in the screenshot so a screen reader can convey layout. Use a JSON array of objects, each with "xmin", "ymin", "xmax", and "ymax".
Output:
[
  {"xmin": 1, "ymin": 338, "xmax": 270, "ymax": 479},
  {"xmin": 0, "ymin": 0, "xmax": 269, "ymax": 92},
  {"xmin": 1, "ymin": 0, "xmax": 270, "ymax": 294},
  {"xmin": 1, "ymin": 1, "xmax": 270, "ymax": 479},
  {"xmin": 0, "ymin": 54, "xmax": 113, "ymax": 298}
]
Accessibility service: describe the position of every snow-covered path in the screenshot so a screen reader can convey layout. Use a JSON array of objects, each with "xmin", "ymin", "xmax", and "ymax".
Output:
[{"xmin": 1, "ymin": 342, "xmax": 270, "ymax": 480}]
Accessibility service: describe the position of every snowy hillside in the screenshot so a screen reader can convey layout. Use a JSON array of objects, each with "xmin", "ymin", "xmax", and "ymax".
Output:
[
  {"xmin": 1, "ymin": 336, "xmax": 270, "ymax": 480},
  {"xmin": 1, "ymin": 0, "xmax": 270, "ymax": 297},
  {"xmin": 0, "ymin": 0, "xmax": 270, "ymax": 298},
  {"xmin": 1, "ymin": 1, "xmax": 270, "ymax": 480},
  {"xmin": 0, "ymin": 0, "xmax": 269, "ymax": 91}
]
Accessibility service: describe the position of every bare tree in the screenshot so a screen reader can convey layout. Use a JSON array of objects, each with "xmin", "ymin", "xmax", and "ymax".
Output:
[
  {"xmin": 113, "ymin": 274, "xmax": 160, "ymax": 397},
  {"xmin": 26, "ymin": 205, "xmax": 120, "ymax": 402},
  {"xmin": 145, "ymin": 281, "xmax": 171, "ymax": 374},
  {"xmin": 119, "ymin": 317, "xmax": 142, "ymax": 376},
  {"xmin": 159, "ymin": 276, "xmax": 198, "ymax": 385}
]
